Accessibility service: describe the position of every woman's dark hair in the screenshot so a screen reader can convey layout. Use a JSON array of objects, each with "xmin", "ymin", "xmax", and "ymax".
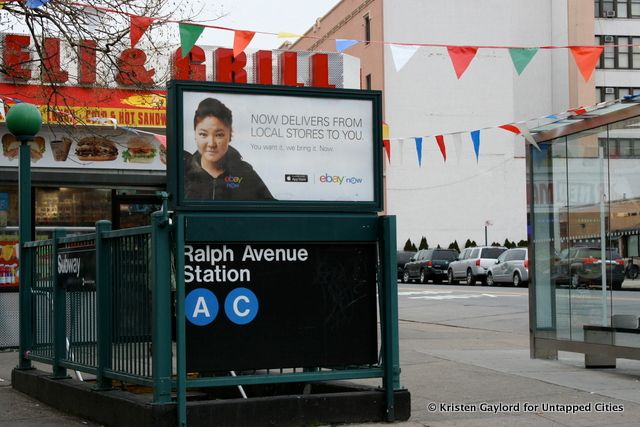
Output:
[{"xmin": 193, "ymin": 98, "xmax": 232, "ymax": 130}]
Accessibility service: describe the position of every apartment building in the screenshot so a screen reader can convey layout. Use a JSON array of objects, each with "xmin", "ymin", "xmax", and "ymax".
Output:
[{"xmin": 288, "ymin": 0, "xmax": 599, "ymax": 248}]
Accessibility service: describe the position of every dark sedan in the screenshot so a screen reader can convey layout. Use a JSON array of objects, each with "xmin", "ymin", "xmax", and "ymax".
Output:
[
  {"xmin": 403, "ymin": 249, "xmax": 459, "ymax": 284},
  {"xmin": 553, "ymin": 247, "xmax": 626, "ymax": 290}
]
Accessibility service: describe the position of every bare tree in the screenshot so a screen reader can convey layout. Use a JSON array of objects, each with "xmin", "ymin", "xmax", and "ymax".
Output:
[{"xmin": 0, "ymin": 1, "xmax": 220, "ymax": 124}]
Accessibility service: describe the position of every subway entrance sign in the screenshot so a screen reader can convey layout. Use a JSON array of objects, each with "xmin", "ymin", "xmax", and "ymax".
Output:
[
  {"xmin": 184, "ymin": 242, "xmax": 377, "ymax": 371},
  {"xmin": 168, "ymin": 81, "xmax": 402, "ymax": 422}
]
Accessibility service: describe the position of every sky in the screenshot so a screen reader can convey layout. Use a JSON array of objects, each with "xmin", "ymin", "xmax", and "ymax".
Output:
[{"xmin": 195, "ymin": 0, "xmax": 341, "ymax": 50}]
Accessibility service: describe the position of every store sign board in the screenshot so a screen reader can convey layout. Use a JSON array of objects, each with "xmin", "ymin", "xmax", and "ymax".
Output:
[
  {"xmin": 184, "ymin": 242, "xmax": 378, "ymax": 371},
  {"xmin": 57, "ymin": 247, "xmax": 96, "ymax": 292},
  {"xmin": 168, "ymin": 82, "xmax": 383, "ymax": 210},
  {"xmin": 0, "ymin": 123, "xmax": 166, "ymax": 170}
]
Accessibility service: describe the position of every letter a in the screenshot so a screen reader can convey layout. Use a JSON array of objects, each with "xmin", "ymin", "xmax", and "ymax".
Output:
[{"xmin": 192, "ymin": 297, "xmax": 210, "ymax": 318}]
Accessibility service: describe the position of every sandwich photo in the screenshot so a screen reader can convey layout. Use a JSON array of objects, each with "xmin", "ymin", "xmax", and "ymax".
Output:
[
  {"xmin": 2, "ymin": 134, "xmax": 45, "ymax": 162},
  {"xmin": 122, "ymin": 136, "xmax": 156, "ymax": 163},
  {"xmin": 159, "ymin": 143, "xmax": 166, "ymax": 165},
  {"xmin": 75, "ymin": 136, "xmax": 118, "ymax": 161},
  {"xmin": 29, "ymin": 137, "xmax": 45, "ymax": 162},
  {"xmin": 2, "ymin": 133, "xmax": 19, "ymax": 160}
]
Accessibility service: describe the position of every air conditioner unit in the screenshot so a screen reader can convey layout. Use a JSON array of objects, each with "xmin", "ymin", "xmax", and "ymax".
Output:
[
  {"xmin": 605, "ymin": 87, "xmax": 615, "ymax": 94},
  {"xmin": 604, "ymin": 35, "xmax": 615, "ymax": 42},
  {"xmin": 605, "ymin": 10, "xmax": 616, "ymax": 17}
]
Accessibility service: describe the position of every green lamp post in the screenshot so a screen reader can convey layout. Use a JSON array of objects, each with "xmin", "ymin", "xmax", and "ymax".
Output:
[{"xmin": 6, "ymin": 103, "xmax": 42, "ymax": 370}]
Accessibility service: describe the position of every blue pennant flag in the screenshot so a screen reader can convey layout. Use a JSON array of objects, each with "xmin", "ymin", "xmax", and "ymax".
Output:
[
  {"xmin": 26, "ymin": 0, "xmax": 50, "ymax": 8},
  {"xmin": 470, "ymin": 130, "xmax": 480, "ymax": 162},
  {"xmin": 414, "ymin": 137, "xmax": 423, "ymax": 167},
  {"xmin": 336, "ymin": 39, "xmax": 359, "ymax": 52},
  {"xmin": 544, "ymin": 114, "xmax": 559, "ymax": 119}
]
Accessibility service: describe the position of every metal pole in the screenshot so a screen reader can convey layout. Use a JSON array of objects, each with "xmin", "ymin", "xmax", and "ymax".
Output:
[
  {"xmin": 485, "ymin": 226, "xmax": 487, "ymax": 247},
  {"xmin": 381, "ymin": 215, "xmax": 399, "ymax": 421},
  {"xmin": 17, "ymin": 140, "xmax": 32, "ymax": 370},
  {"xmin": 151, "ymin": 210, "xmax": 172, "ymax": 403},
  {"xmin": 95, "ymin": 220, "xmax": 113, "ymax": 390},
  {"xmin": 52, "ymin": 229, "xmax": 69, "ymax": 379}
]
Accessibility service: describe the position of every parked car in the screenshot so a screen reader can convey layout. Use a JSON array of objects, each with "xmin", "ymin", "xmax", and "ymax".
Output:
[
  {"xmin": 553, "ymin": 246, "xmax": 626, "ymax": 290},
  {"xmin": 397, "ymin": 250, "xmax": 417, "ymax": 281},
  {"xmin": 402, "ymin": 249, "xmax": 459, "ymax": 284},
  {"xmin": 486, "ymin": 248, "xmax": 529, "ymax": 287},
  {"xmin": 448, "ymin": 246, "xmax": 507, "ymax": 285}
]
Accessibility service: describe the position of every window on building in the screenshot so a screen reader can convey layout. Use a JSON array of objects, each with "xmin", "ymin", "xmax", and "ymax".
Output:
[
  {"xmin": 595, "ymin": 0, "xmax": 640, "ymax": 17},
  {"xmin": 596, "ymin": 35, "xmax": 640, "ymax": 68},
  {"xmin": 596, "ymin": 86, "xmax": 640, "ymax": 102},
  {"xmin": 365, "ymin": 73, "xmax": 372, "ymax": 90},
  {"xmin": 364, "ymin": 14, "xmax": 371, "ymax": 45}
]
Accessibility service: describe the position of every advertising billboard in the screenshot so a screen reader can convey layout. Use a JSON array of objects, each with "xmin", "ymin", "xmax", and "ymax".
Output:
[{"xmin": 168, "ymin": 82, "xmax": 383, "ymax": 211}]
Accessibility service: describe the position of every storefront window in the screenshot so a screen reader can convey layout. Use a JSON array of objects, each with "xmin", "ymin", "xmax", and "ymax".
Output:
[{"xmin": 35, "ymin": 187, "xmax": 111, "ymax": 228}]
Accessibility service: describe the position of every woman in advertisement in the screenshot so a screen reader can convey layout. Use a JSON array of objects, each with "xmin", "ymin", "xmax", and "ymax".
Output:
[{"xmin": 184, "ymin": 98, "xmax": 274, "ymax": 200}]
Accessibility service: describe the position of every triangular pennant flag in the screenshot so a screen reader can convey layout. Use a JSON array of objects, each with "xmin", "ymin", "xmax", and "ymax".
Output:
[
  {"xmin": 470, "ymin": 130, "xmax": 481, "ymax": 162},
  {"xmin": 130, "ymin": 16, "xmax": 155, "ymax": 48},
  {"xmin": 382, "ymin": 122, "xmax": 390, "ymax": 140},
  {"xmin": 518, "ymin": 124, "xmax": 540, "ymax": 151},
  {"xmin": 179, "ymin": 23, "xmax": 205, "ymax": 58},
  {"xmin": 446, "ymin": 46, "xmax": 478, "ymax": 79},
  {"xmin": 26, "ymin": 0, "xmax": 49, "ymax": 8},
  {"xmin": 508, "ymin": 48, "xmax": 538, "ymax": 75},
  {"xmin": 153, "ymin": 134, "xmax": 167, "ymax": 148},
  {"xmin": 450, "ymin": 133, "xmax": 462, "ymax": 164},
  {"xmin": 336, "ymin": 39, "xmax": 359, "ymax": 52},
  {"xmin": 570, "ymin": 46, "xmax": 603, "ymax": 82},
  {"xmin": 499, "ymin": 124, "xmax": 521, "ymax": 134},
  {"xmin": 277, "ymin": 32, "xmax": 303, "ymax": 39},
  {"xmin": 389, "ymin": 44, "xmax": 419, "ymax": 72},
  {"xmin": 0, "ymin": 98, "xmax": 5, "ymax": 121},
  {"xmin": 383, "ymin": 139, "xmax": 391, "ymax": 162},
  {"xmin": 414, "ymin": 137, "xmax": 423, "ymax": 167},
  {"xmin": 233, "ymin": 30, "xmax": 255, "ymax": 57},
  {"xmin": 435, "ymin": 135, "xmax": 447, "ymax": 162}
]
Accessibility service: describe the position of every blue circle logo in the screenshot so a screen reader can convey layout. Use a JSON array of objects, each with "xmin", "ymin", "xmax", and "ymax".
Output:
[
  {"xmin": 185, "ymin": 288, "xmax": 219, "ymax": 326},
  {"xmin": 224, "ymin": 288, "xmax": 259, "ymax": 325}
]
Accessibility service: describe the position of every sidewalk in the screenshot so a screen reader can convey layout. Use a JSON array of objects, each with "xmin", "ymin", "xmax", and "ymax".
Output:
[{"xmin": 3, "ymin": 319, "xmax": 640, "ymax": 426}]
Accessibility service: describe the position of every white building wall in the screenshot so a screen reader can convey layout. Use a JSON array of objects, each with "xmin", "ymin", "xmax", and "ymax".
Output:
[{"xmin": 382, "ymin": 0, "xmax": 571, "ymax": 248}]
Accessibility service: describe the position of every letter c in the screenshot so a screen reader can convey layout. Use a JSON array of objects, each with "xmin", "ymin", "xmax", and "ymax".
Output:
[{"xmin": 224, "ymin": 288, "xmax": 258, "ymax": 325}]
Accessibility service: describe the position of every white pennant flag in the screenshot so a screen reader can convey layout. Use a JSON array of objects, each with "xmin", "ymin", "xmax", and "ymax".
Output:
[
  {"xmin": 518, "ymin": 124, "xmax": 540, "ymax": 151},
  {"xmin": 450, "ymin": 133, "xmax": 463, "ymax": 164},
  {"xmin": 390, "ymin": 44, "xmax": 419, "ymax": 72}
]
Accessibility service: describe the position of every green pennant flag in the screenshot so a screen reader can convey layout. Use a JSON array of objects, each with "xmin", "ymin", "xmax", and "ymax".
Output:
[
  {"xmin": 179, "ymin": 23, "xmax": 205, "ymax": 58},
  {"xmin": 508, "ymin": 48, "xmax": 538, "ymax": 75}
]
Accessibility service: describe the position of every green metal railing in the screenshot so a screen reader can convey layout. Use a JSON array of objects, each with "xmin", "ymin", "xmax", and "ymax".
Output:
[{"xmin": 20, "ymin": 210, "xmax": 401, "ymax": 424}]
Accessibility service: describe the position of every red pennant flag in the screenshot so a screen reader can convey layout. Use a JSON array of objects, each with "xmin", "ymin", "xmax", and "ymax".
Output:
[
  {"xmin": 499, "ymin": 124, "xmax": 521, "ymax": 134},
  {"xmin": 435, "ymin": 135, "xmax": 447, "ymax": 161},
  {"xmin": 446, "ymin": 46, "xmax": 478, "ymax": 79},
  {"xmin": 130, "ymin": 16, "xmax": 155, "ymax": 48},
  {"xmin": 568, "ymin": 107, "xmax": 588, "ymax": 115},
  {"xmin": 570, "ymin": 46, "xmax": 603, "ymax": 82},
  {"xmin": 383, "ymin": 139, "xmax": 391, "ymax": 162},
  {"xmin": 233, "ymin": 30, "xmax": 256, "ymax": 57}
]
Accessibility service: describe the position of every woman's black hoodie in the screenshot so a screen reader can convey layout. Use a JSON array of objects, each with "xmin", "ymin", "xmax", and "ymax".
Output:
[{"xmin": 184, "ymin": 146, "xmax": 274, "ymax": 200}]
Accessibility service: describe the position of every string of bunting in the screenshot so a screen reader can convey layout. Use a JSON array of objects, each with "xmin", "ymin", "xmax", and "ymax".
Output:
[
  {"xmin": 382, "ymin": 94, "xmax": 640, "ymax": 166},
  {"xmin": 10, "ymin": 0, "xmax": 620, "ymax": 80}
]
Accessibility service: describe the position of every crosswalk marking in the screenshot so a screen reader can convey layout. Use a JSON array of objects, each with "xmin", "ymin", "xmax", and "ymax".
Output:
[{"xmin": 398, "ymin": 289, "xmax": 524, "ymax": 300}]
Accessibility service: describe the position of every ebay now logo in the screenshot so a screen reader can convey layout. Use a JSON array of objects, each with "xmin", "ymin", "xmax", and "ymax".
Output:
[{"xmin": 319, "ymin": 174, "xmax": 363, "ymax": 184}]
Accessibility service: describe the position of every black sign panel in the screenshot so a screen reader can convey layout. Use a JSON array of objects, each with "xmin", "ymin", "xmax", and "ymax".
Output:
[
  {"xmin": 57, "ymin": 248, "xmax": 96, "ymax": 291},
  {"xmin": 184, "ymin": 243, "xmax": 378, "ymax": 372}
]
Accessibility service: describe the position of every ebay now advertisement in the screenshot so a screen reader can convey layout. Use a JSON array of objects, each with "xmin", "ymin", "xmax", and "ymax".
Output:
[{"xmin": 182, "ymin": 91, "xmax": 375, "ymax": 202}]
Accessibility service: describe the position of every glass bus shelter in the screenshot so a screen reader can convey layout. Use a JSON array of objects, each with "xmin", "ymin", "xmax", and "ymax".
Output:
[{"xmin": 529, "ymin": 99, "xmax": 640, "ymax": 367}]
